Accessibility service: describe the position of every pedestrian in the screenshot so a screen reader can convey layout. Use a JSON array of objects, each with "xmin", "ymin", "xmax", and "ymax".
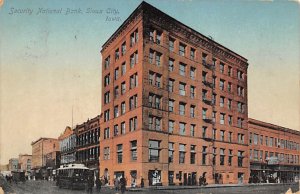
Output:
[
  {"xmin": 114, "ymin": 177, "xmax": 119, "ymax": 191},
  {"xmin": 95, "ymin": 177, "xmax": 101, "ymax": 192},
  {"xmin": 86, "ymin": 176, "xmax": 94, "ymax": 194},
  {"xmin": 120, "ymin": 177, "xmax": 126, "ymax": 194},
  {"xmin": 140, "ymin": 177, "xmax": 144, "ymax": 188}
]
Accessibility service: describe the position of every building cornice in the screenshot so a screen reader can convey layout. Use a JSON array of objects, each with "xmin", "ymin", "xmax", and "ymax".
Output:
[{"xmin": 249, "ymin": 118, "xmax": 300, "ymax": 136}]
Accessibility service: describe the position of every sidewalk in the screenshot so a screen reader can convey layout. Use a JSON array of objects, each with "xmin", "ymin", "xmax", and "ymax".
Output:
[{"xmin": 128, "ymin": 182, "xmax": 300, "ymax": 192}]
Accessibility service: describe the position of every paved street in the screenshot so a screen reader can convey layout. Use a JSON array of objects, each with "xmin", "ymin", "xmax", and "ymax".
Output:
[{"xmin": 9, "ymin": 180, "xmax": 299, "ymax": 194}]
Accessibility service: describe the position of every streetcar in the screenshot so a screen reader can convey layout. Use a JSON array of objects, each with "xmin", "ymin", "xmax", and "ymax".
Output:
[{"xmin": 56, "ymin": 163, "xmax": 92, "ymax": 190}]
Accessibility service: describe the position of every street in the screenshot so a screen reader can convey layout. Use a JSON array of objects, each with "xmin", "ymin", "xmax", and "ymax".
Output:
[{"xmin": 9, "ymin": 180, "xmax": 299, "ymax": 194}]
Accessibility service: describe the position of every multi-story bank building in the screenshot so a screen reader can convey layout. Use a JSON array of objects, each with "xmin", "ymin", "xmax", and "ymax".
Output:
[{"xmin": 100, "ymin": 2, "xmax": 249, "ymax": 186}]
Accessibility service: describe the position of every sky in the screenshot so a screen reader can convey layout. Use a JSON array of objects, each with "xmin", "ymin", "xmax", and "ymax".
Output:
[{"xmin": 0, "ymin": 0, "xmax": 299, "ymax": 164}]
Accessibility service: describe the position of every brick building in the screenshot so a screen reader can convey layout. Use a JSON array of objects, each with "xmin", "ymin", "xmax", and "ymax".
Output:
[
  {"xmin": 75, "ymin": 115, "xmax": 100, "ymax": 175},
  {"xmin": 100, "ymin": 2, "xmax": 249, "ymax": 186},
  {"xmin": 18, "ymin": 154, "xmax": 32, "ymax": 175},
  {"xmin": 58, "ymin": 126, "xmax": 76, "ymax": 164},
  {"xmin": 31, "ymin": 138, "xmax": 59, "ymax": 170},
  {"xmin": 248, "ymin": 118, "xmax": 300, "ymax": 183}
]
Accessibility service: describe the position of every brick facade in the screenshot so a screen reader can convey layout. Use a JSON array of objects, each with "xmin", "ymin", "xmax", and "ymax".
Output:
[
  {"xmin": 99, "ymin": 2, "xmax": 250, "ymax": 187},
  {"xmin": 248, "ymin": 118, "xmax": 300, "ymax": 183}
]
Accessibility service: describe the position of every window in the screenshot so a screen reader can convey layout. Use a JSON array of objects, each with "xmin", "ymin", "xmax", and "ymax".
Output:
[
  {"xmin": 149, "ymin": 71, "xmax": 162, "ymax": 88},
  {"xmin": 202, "ymin": 71, "xmax": 208, "ymax": 82},
  {"xmin": 220, "ymin": 148, "xmax": 225, "ymax": 165},
  {"xmin": 149, "ymin": 49, "xmax": 162, "ymax": 66},
  {"xmin": 220, "ymin": 113, "xmax": 225, "ymax": 125},
  {"xmin": 190, "ymin": 48, "xmax": 195, "ymax": 60},
  {"xmin": 104, "ymin": 74, "xmax": 110, "ymax": 87},
  {"xmin": 202, "ymin": 53, "xmax": 207, "ymax": 65},
  {"xmin": 114, "ymin": 105, "xmax": 119, "ymax": 118},
  {"xmin": 149, "ymin": 115, "xmax": 161, "ymax": 131},
  {"xmin": 131, "ymin": 140, "xmax": 137, "ymax": 161},
  {"xmin": 169, "ymin": 142, "xmax": 174, "ymax": 163},
  {"xmin": 253, "ymin": 134, "xmax": 258, "ymax": 145},
  {"xmin": 190, "ymin": 124, "xmax": 196, "ymax": 137},
  {"xmin": 114, "ymin": 68, "xmax": 119, "ymax": 80},
  {"xmin": 129, "ymin": 117, "xmax": 137, "ymax": 131},
  {"xmin": 168, "ymin": 120, "xmax": 174, "ymax": 133},
  {"xmin": 260, "ymin": 135, "xmax": 263, "ymax": 145},
  {"xmin": 238, "ymin": 102, "xmax": 242, "ymax": 113},
  {"xmin": 220, "ymin": 130, "xmax": 225, "ymax": 141},
  {"xmin": 179, "ymin": 82, "xmax": 186, "ymax": 96},
  {"xmin": 202, "ymin": 126, "xmax": 207, "ymax": 138},
  {"xmin": 212, "ymin": 111, "xmax": 216, "ymax": 123},
  {"xmin": 115, "ymin": 48, "xmax": 120, "ymax": 61},
  {"xmin": 149, "ymin": 140, "xmax": 160, "ymax": 162},
  {"xmin": 179, "ymin": 63, "xmax": 186, "ymax": 76},
  {"xmin": 121, "ymin": 82, "xmax": 126, "ymax": 95},
  {"xmin": 129, "ymin": 94, "xmax": 138, "ymax": 110},
  {"xmin": 238, "ymin": 133, "xmax": 244, "ymax": 144},
  {"xmin": 121, "ymin": 42, "xmax": 126, "ymax": 55},
  {"xmin": 104, "ymin": 56, "xmax": 110, "ymax": 69},
  {"xmin": 179, "ymin": 102, "xmax": 186, "ymax": 115},
  {"xmin": 202, "ymin": 108, "xmax": 207, "ymax": 119},
  {"xmin": 116, "ymin": 144, "xmax": 123, "ymax": 163},
  {"xmin": 169, "ymin": 38, "xmax": 175, "ymax": 51},
  {"xmin": 121, "ymin": 62, "xmax": 126, "ymax": 75},
  {"xmin": 104, "ymin": 127, "xmax": 110, "ymax": 139},
  {"xmin": 114, "ymin": 86, "xmax": 119, "ymax": 98},
  {"xmin": 220, "ymin": 96, "xmax": 225, "ymax": 107},
  {"xmin": 156, "ymin": 31, "xmax": 162, "ymax": 44},
  {"xmin": 130, "ymin": 73, "xmax": 138, "ymax": 89},
  {"xmin": 228, "ymin": 82, "xmax": 232, "ymax": 92},
  {"xmin": 190, "ymin": 86, "xmax": 196, "ymax": 99},
  {"xmin": 228, "ymin": 66, "xmax": 232, "ymax": 76},
  {"xmin": 237, "ymin": 70, "xmax": 244, "ymax": 80},
  {"xmin": 265, "ymin": 136, "xmax": 268, "ymax": 146},
  {"xmin": 130, "ymin": 51, "xmax": 138, "ymax": 68},
  {"xmin": 228, "ymin": 149, "xmax": 233, "ymax": 166},
  {"xmin": 169, "ymin": 58, "xmax": 174, "ymax": 71},
  {"xmin": 190, "ymin": 67, "xmax": 196, "ymax": 80},
  {"xmin": 228, "ymin": 99, "xmax": 232, "ymax": 110},
  {"xmin": 179, "ymin": 144, "xmax": 186, "ymax": 164},
  {"xmin": 121, "ymin": 122, "xmax": 126, "ymax": 134},
  {"xmin": 121, "ymin": 102, "xmax": 126, "ymax": 115},
  {"xmin": 202, "ymin": 90, "xmax": 207, "ymax": 101},
  {"xmin": 220, "ymin": 79, "xmax": 225, "ymax": 91},
  {"xmin": 149, "ymin": 93, "xmax": 161, "ymax": 109},
  {"xmin": 269, "ymin": 137, "xmax": 273, "ymax": 147},
  {"xmin": 212, "ymin": 77, "xmax": 216, "ymax": 88},
  {"xmin": 130, "ymin": 29, "xmax": 138, "ymax": 47},
  {"xmin": 238, "ymin": 151, "xmax": 244, "ymax": 167},
  {"xmin": 237, "ymin": 117, "xmax": 243, "ymax": 128},
  {"xmin": 190, "ymin": 145, "xmax": 196, "ymax": 164},
  {"xmin": 168, "ymin": 99, "xmax": 174, "ymax": 112},
  {"xmin": 220, "ymin": 62, "xmax": 225, "ymax": 73},
  {"xmin": 213, "ymin": 128, "xmax": 217, "ymax": 140},
  {"xmin": 114, "ymin": 125, "xmax": 119, "ymax": 136},
  {"xmin": 228, "ymin": 132, "xmax": 233, "ymax": 143},
  {"xmin": 104, "ymin": 91, "xmax": 110, "ymax": 104},
  {"xmin": 179, "ymin": 122, "xmax": 186, "ymax": 135},
  {"xmin": 104, "ymin": 147, "xmax": 110, "ymax": 160},
  {"xmin": 190, "ymin": 105, "xmax": 195, "ymax": 118},
  {"xmin": 168, "ymin": 79, "xmax": 174, "ymax": 92},
  {"xmin": 237, "ymin": 86, "xmax": 244, "ymax": 97},
  {"xmin": 202, "ymin": 146, "xmax": 207, "ymax": 165},
  {"xmin": 228, "ymin": 115, "xmax": 233, "ymax": 126},
  {"xmin": 104, "ymin": 109, "xmax": 110, "ymax": 122},
  {"xmin": 179, "ymin": 43, "xmax": 186, "ymax": 56}
]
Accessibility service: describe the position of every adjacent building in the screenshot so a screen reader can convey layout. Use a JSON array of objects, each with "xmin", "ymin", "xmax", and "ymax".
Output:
[
  {"xmin": 75, "ymin": 115, "xmax": 100, "ymax": 176},
  {"xmin": 248, "ymin": 118, "xmax": 300, "ymax": 183},
  {"xmin": 100, "ymin": 2, "xmax": 249, "ymax": 186},
  {"xmin": 18, "ymin": 154, "xmax": 32, "ymax": 175},
  {"xmin": 31, "ymin": 138, "xmax": 59, "ymax": 170},
  {"xmin": 58, "ymin": 126, "xmax": 76, "ymax": 164},
  {"xmin": 8, "ymin": 158, "xmax": 19, "ymax": 171}
]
